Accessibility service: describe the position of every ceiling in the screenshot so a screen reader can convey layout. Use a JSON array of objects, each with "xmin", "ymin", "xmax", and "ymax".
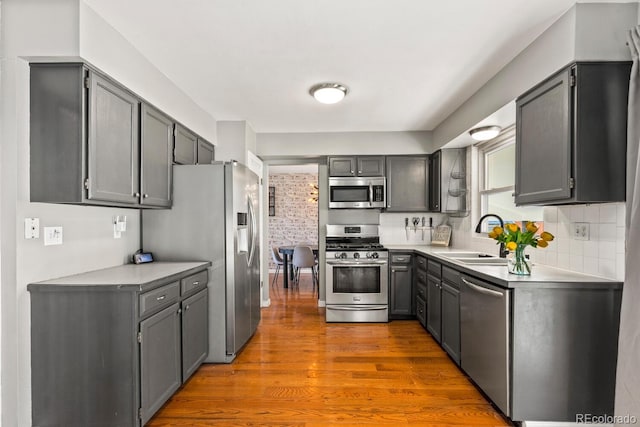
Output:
[{"xmin": 84, "ymin": 0, "xmax": 590, "ymax": 134}]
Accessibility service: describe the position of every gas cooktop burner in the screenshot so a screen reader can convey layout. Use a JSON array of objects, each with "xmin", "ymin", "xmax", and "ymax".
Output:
[{"xmin": 326, "ymin": 242, "xmax": 386, "ymax": 251}]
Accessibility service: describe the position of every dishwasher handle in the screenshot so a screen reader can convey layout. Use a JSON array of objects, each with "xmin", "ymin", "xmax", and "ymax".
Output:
[{"xmin": 461, "ymin": 277, "xmax": 505, "ymax": 298}]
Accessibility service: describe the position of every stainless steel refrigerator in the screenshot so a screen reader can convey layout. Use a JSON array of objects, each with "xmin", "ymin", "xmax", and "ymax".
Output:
[{"xmin": 142, "ymin": 162, "xmax": 261, "ymax": 363}]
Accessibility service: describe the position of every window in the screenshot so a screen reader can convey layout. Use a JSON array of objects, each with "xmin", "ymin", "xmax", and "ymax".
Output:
[{"xmin": 477, "ymin": 127, "xmax": 544, "ymax": 231}]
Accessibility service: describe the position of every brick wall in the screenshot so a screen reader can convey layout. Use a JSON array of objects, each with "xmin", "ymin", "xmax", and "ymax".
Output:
[{"xmin": 268, "ymin": 173, "xmax": 318, "ymax": 268}]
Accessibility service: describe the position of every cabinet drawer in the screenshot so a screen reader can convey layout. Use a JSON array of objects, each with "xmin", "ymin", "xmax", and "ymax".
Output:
[
  {"xmin": 181, "ymin": 270, "xmax": 208, "ymax": 295},
  {"xmin": 442, "ymin": 266, "xmax": 460, "ymax": 289},
  {"xmin": 427, "ymin": 259, "xmax": 442, "ymax": 278},
  {"xmin": 416, "ymin": 282, "xmax": 427, "ymax": 301},
  {"xmin": 391, "ymin": 254, "xmax": 413, "ymax": 264},
  {"xmin": 140, "ymin": 281, "xmax": 180, "ymax": 318},
  {"xmin": 416, "ymin": 269, "xmax": 427, "ymax": 286},
  {"xmin": 415, "ymin": 256, "xmax": 427, "ymax": 271},
  {"xmin": 416, "ymin": 295, "xmax": 426, "ymax": 327}
]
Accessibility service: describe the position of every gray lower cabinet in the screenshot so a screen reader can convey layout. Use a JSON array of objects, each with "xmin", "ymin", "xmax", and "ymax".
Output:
[
  {"xmin": 414, "ymin": 255, "xmax": 427, "ymax": 328},
  {"xmin": 140, "ymin": 302, "xmax": 182, "ymax": 425},
  {"xmin": 197, "ymin": 139, "xmax": 215, "ymax": 164},
  {"xmin": 174, "ymin": 124, "xmax": 197, "ymax": 164},
  {"xmin": 440, "ymin": 281, "xmax": 460, "ymax": 364},
  {"xmin": 386, "ymin": 155, "xmax": 429, "ymax": 211},
  {"xmin": 426, "ymin": 272, "xmax": 441, "ymax": 342},
  {"xmin": 29, "ymin": 62, "xmax": 174, "ymax": 209},
  {"xmin": 28, "ymin": 263, "xmax": 210, "ymax": 427},
  {"xmin": 515, "ymin": 62, "xmax": 630, "ymax": 205},
  {"xmin": 389, "ymin": 252, "xmax": 414, "ymax": 319},
  {"xmin": 181, "ymin": 289, "xmax": 209, "ymax": 380}
]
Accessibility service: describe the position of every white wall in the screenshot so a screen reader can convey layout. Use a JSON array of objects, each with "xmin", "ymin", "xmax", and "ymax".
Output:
[
  {"xmin": 0, "ymin": 1, "xmax": 218, "ymax": 425},
  {"xmin": 216, "ymin": 120, "xmax": 257, "ymax": 165},
  {"xmin": 257, "ymin": 131, "xmax": 433, "ymax": 157}
]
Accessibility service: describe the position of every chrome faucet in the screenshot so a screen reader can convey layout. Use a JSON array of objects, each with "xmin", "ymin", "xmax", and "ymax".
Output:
[{"xmin": 475, "ymin": 214, "xmax": 509, "ymax": 258}]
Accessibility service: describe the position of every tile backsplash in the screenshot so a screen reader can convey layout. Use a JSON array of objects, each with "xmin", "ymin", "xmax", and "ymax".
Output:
[{"xmin": 458, "ymin": 203, "xmax": 626, "ymax": 281}]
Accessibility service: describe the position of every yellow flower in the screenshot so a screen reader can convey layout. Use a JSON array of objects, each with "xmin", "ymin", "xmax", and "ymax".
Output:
[
  {"xmin": 540, "ymin": 231, "xmax": 554, "ymax": 241},
  {"xmin": 526, "ymin": 222, "xmax": 538, "ymax": 233},
  {"xmin": 506, "ymin": 223, "xmax": 519, "ymax": 233},
  {"xmin": 537, "ymin": 239, "xmax": 548, "ymax": 248},
  {"xmin": 492, "ymin": 226, "xmax": 503, "ymax": 235},
  {"xmin": 506, "ymin": 241, "xmax": 517, "ymax": 251},
  {"xmin": 488, "ymin": 231, "xmax": 497, "ymax": 239}
]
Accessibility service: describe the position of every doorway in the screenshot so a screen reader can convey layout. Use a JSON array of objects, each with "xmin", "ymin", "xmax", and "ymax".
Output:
[{"xmin": 267, "ymin": 163, "xmax": 319, "ymax": 294}]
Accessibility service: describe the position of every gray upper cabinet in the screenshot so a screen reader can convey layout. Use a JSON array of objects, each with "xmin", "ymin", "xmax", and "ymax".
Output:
[
  {"xmin": 30, "ymin": 63, "xmax": 174, "ymax": 209},
  {"xmin": 386, "ymin": 155, "xmax": 429, "ymax": 211},
  {"xmin": 141, "ymin": 104, "xmax": 173, "ymax": 207},
  {"xmin": 329, "ymin": 155, "xmax": 385, "ymax": 177},
  {"xmin": 87, "ymin": 72, "xmax": 140, "ymax": 204},
  {"xmin": 174, "ymin": 124, "xmax": 197, "ymax": 164},
  {"xmin": 515, "ymin": 62, "xmax": 630, "ymax": 205},
  {"xmin": 197, "ymin": 139, "xmax": 215, "ymax": 164}
]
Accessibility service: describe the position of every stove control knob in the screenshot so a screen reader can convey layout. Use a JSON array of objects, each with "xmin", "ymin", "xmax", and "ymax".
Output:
[
  {"xmin": 339, "ymin": 252, "xmax": 348, "ymax": 259},
  {"xmin": 334, "ymin": 252, "xmax": 341, "ymax": 259},
  {"xmin": 371, "ymin": 252, "xmax": 379, "ymax": 259},
  {"xmin": 353, "ymin": 252, "xmax": 360, "ymax": 259},
  {"xmin": 366, "ymin": 252, "xmax": 373, "ymax": 259}
]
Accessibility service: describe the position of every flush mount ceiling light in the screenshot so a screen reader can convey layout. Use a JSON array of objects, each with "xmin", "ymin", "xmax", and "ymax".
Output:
[
  {"xmin": 469, "ymin": 125, "xmax": 502, "ymax": 141},
  {"xmin": 309, "ymin": 83, "xmax": 348, "ymax": 104}
]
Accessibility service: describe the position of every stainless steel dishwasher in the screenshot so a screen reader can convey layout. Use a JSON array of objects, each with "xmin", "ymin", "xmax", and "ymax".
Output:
[{"xmin": 460, "ymin": 275, "xmax": 511, "ymax": 417}]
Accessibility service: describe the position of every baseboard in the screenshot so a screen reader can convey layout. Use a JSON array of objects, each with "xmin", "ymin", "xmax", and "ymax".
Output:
[
  {"xmin": 522, "ymin": 422, "xmax": 613, "ymax": 427},
  {"xmin": 318, "ymin": 299, "xmax": 326, "ymax": 307},
  {"xmin": 261, "ymin": 298, "xmax": 271, "ymax": 308}
]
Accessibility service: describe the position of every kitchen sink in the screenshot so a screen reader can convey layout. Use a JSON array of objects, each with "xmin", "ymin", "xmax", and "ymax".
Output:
[
  {"xmin": 434, "ymin": 251, "xmax": 496, "ymax": 259},
  {"xmin": 456, "ymin": 257, "xmax": 508, "ymax": 265}
]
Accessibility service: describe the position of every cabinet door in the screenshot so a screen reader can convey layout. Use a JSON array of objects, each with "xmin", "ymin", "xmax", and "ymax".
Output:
[
  {"xmin": 426, "ymin": 274, "xmax": 441, "ymax": 343},
  {"xmin": 182, "ymin": 289, "xmax": 208, "ymax": 382},
  {"xmin": 386, "ymin": 156, "xmax": 429, "ymax": 211},
  {"xmin": 87, "ymin": 72, "xmax": 140, "ymax": 204},
  {"xmin": 357, "ymin": 156, "xmax": 385, "ymax": 176},
  {"xmin": 141, "ymin": 104, "xmax": 173, "ymax": 207},
  {"xmin": 428, "ymin": 151, "xmax": 441, "ymax": 211},
  {"xmin": 328, "ymin": 156, "xmax": 357, "ymax": 176},
  {"xmin": 441, "ymin": 281, "xmax": 460, "ymax": 364},
  {"xmin": 390, "ymin": 265, "xmax": 413, "ymax": 319},
  {"xmin": 140, "ymin": 303, "xmax": 182, "ymax": 425},
  {"xmin": 515, "ymin": 67, "xmax": 572, "ymax": 205},
  {"xmin": 174, "ymin": 124, "xmax": 197, "ymax": 165},
  {"xmin": 197, "ymin": 139, "xmax": 215, "ymax": 164}
]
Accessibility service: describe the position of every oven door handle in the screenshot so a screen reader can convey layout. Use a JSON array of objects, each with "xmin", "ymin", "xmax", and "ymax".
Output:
[
  {"xmin": 327, "ymin": 305, "xmax": 388, "ymax": 311},
  {"xmin": 326, "ymin": 260, "xmax": 388, "ymax": 266}
]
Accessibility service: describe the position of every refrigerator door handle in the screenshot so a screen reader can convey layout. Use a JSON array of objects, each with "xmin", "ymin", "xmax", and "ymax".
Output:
[{"xmin": 247, "ymin": 194, "xmax": 257, "ymax": 266}]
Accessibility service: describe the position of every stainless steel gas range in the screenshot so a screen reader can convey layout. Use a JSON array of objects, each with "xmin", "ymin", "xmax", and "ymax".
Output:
[{"xmin": 325, "ymin": 225, "xmax": 389, "ymax": 323}]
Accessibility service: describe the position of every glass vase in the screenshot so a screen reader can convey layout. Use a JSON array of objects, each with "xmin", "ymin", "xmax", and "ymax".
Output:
[{"xmin": 507, "ymin": 244, "xmax": 531, "ymax": 275}]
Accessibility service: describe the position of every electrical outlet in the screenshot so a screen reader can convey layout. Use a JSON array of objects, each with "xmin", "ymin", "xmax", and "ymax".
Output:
[
  {"xmin": 24, "ymin": 218, "xmax": 40, "ymax": 239},
  {"xmin": 572, "ymin": 222, "xmax": 590, "ymax": 241}
]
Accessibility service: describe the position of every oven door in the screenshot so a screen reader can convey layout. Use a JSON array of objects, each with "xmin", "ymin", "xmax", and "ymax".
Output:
[{"xmin": 325, "ymin": 258, "xmax": 389, "ymax": 305}]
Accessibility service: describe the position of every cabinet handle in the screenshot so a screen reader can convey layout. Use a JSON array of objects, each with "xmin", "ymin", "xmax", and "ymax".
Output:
[
  {"xmin": 156, "ymin": 295, "xmax": 166, "ymax": 301},
  {"xmin": 358, "ymin": 170, "xmax": 362, "ymax": 174},
  {"xmin": 134, "ymin": 192, "xmax": 140, "ymax": 197},
  {"xmin": 143, "ymin": 194, "xmax": 149, "ymax": 198},
  {"xmin": 193, "ymin": 281, "xmax": 200, "ymax": 286},
  {"xmin": 185, "ymin": 305, "xmax": 190, "ymax": 311}
]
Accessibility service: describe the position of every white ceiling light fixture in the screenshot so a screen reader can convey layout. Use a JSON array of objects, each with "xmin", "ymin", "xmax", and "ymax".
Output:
[
  {"xmin": 469, "ymin": 125, "xmax": 502, "ymax": 141},
  {"xmin": 309, "ymin": 83, "xmax": 348, "ymax": 104}
]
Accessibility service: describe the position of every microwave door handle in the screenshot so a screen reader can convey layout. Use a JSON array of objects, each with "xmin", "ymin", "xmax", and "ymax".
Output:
[{"xmin": 369, "ymin": 184, "xmax": 373, "ymax": 207}]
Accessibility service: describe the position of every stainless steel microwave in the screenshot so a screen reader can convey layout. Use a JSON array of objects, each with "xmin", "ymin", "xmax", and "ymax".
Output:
[{"xmin": 329, "ymin": 177, "xmax": 386, "ymax": 209}]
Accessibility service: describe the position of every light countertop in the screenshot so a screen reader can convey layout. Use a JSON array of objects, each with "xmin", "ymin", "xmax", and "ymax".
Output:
[
  {"xmin": 386, "ymin": 245, "xmax": 622, "ymax": 289},
  {"xmin": 28, "ymin": 261, "xmax": 211, "ymax": 293}
]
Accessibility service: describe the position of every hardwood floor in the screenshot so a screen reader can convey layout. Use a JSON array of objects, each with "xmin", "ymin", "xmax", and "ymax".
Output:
[{"xmin": 148, "ymin": 274, "xmax": 512, "ymax": 426}]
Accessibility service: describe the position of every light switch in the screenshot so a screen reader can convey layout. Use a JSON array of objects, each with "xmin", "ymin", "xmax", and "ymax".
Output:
[
  {"xmin": 44, "ymin": 226, "xmax": 63, "ymax": 246},
  {"xmin": 24, "ymin": 218, "xmax": 40, "ymax": 239}
]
